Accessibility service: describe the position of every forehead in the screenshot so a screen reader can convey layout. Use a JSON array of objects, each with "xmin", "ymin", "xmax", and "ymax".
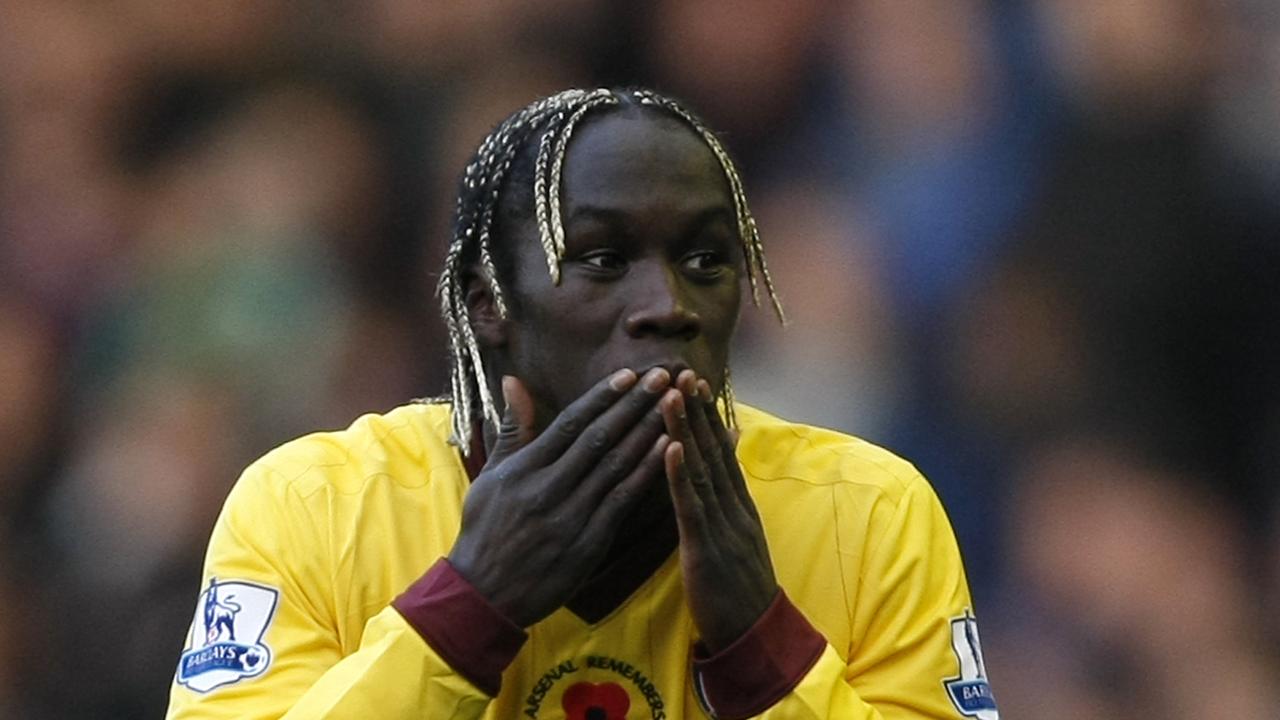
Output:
[{"xmin": 559, "ymin": 110, "xmax": 732, "ymax": 213}]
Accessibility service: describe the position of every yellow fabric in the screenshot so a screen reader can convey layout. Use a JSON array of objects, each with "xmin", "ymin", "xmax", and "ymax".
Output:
[{"xmin": 166, "ymin": 402, "xmax": 992, "ymax": 719}]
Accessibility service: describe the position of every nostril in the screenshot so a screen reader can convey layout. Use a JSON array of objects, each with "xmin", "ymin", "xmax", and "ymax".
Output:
[
  {"xmin": 674, "ymin": 314, "xmax": 701, "ymax": 340},
  {"xmin": 624, "ymin": 306, "xmax": 701, "ymax": 338}
]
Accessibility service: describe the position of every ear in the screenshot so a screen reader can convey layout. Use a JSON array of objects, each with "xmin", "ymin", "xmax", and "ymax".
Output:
[{"xmin": 463, "ymin": 266, "xmax": 507, "ymax": 349}]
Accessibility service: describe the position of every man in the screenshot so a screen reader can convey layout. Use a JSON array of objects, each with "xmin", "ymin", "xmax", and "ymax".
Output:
[{"xmin": 166, "ymin": 88, "xmax": 998, "ymax": 719}]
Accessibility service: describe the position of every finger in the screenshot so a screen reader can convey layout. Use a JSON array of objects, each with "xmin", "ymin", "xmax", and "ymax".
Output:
[
  {"xmin": 568, "ymin": 434, "xmax": 671, "ymax": 567},
  {"xmin": 563, "ymin": 397, "xmax": 667, "ymax": 514},
  {"xmin": 660, "ymin": 438, "xmax": 701, "ymax": 527},
  {"xmin": 509, "ymin": 377, "xmax": 539, "ymax": 448},
  {"xmin": 660, "ymin": 388, "xmax": 702, "ymax": 476},
  {"xmin": 661, "ymin": 390, "xmax": 722, "ymax": 527},
  {"xmin": 697, "ymin": 380, "xmax": 756, "ymax": 515},
  {"xmin": 550, "ymin": 366, "xmax": 671, "ymax": 484},
  {"xmin": 679, "ymin": 385, "xmax": 733, "ymax": 528},
  {"xmin": 487, "ymin": 375, "xmax": 539, "ymax": 465},
  {"xmin": 660, "ymin": 387, "xmax": 711, "ymax": 497},
  {"xmin": 519, "ymin": 368, "xmax": 639, "ymax": 466},
  {"xmin": 688, "ymin": 380, "xmax": 736, "ymax": 508}
]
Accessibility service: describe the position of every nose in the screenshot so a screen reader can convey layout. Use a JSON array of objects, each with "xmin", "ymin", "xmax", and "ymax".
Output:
[{"xmin": 623, "ymin": 264, "xmax": 701, "ymax": 340}]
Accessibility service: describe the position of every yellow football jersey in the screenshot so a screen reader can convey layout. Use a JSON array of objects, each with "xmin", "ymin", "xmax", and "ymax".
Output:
[{"xmin": 166, "ymin": 402, "xmax": 998, "ymax": 719}]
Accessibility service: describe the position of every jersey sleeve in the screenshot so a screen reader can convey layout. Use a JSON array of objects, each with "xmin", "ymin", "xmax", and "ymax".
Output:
[
  {"xmin": 694, "ymin": 474, "xmax": 998, "ymax": 719},
  {"xmin": 163, "ymin": 461, "xmax": 498, "ymax": 719}
]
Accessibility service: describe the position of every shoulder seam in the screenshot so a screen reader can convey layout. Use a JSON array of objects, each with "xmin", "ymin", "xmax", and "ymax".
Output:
[{"xmin": 741, "ymin": 432, "xmax": 919, "ymax": 499}]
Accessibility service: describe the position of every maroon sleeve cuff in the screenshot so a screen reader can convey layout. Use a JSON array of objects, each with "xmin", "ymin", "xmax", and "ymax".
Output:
[
  {"xmin": 392, "ymin": 557, "xmax": 527, "ymax": 696},
  {"xmin": 692, "ymin": 590, "xmax": 827, "ymax": 719}
]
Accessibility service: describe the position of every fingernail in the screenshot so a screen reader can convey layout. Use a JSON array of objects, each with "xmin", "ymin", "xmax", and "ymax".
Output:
[
  {"xmin": 642, "ymin": 367, "xmax": 669, "ymax": 391},
  {"xmin": 697, "ymin": 380, "xmax": 712, "ymax": 402},
  {"xmin": 678, "ymin": 369, "xmax": 696, "ymax": 396},
  {"xmin": 501, "ymin": 375, "xmax": 516, "ymax": 405},
  {"xmin": 609, "ymin": 368, "xmax": 637, "ymax": 391},
  {"xmin": 656, "ymin": 388, "xmax": 678, "ymax": 414}
]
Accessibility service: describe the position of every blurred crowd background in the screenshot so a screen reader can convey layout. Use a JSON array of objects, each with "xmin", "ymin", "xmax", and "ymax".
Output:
[{"xmin": 2, "ymin": 0, "xmax": 1279, "ymax": 717}]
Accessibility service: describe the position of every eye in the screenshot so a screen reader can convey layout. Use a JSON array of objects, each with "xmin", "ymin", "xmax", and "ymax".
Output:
[
  {"xmin": 577, "ymin": 249, "xmax": 627, "ymax": 273},
  {"xmin": 681, "ymin": 250, "xmax": 729, "ymax": 276}
]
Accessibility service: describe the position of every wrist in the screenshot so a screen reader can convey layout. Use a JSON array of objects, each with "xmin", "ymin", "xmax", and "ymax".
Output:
[
  {"xmin": 393, "ymin": 557, "xmax": 528, "ymax": 696},
  {"xmin": 692, "ymin": 590, "xmax": 825, "ymax": 719},
  {"xmin": 447, "ymin": 550, "xmax": 532, "ymax": 627},
  {"xmin": 700, "ymin": 580, "xmax": 779, "ymax": 654}
]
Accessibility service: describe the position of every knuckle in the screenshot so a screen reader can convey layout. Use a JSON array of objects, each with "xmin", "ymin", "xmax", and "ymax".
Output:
[
  {"xmin": 525, "ymin": 485, "xmax": 555, "ymax": 512},
  {"xmin": 702, "ymin": 445, "xmax": 725, "ymax": 469},
  {"xmin": 584, "ymin": 426, "xmax": 611, "ymax": 452},
  {"xmin": 603, "ymin": 486, "xmax": 633, "ymax": 511},
  {"xmin": 599, "ymin": 450, "xmax": 629, "ymax": 479},
  {"xmin": 606, "ymin": 477, "xmax": 644, "ymax": 507},
  {"xmin": 680, "ymin": 489, "xmax": 707, "ymax": 516},
  {"xmin": 556, "ymin": 415, "xmax": 583, "ymax": 440},
  {"xmin": 689, "ymin": 466, "xmax": 712, "ymax": 488},
  {"xmin": 544, "ymin": 514, "xmax": 569, "ymax": 538},
  {"xmin": 490, "ymin": 465, "xmax": 515, "ymax": 486},
  {"xmin": 495, "ymin": 426, "xmax": 521, "ymax": 448}
]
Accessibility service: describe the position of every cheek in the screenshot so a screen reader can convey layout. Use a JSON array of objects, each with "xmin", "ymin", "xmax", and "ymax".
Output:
[
  {"xmin": 505, "ymin": 296, "xmax": 618, "ymax": 405},
  {"xmin": 704, "ymin": 283, "xmax": 743, "ymax": 342}
]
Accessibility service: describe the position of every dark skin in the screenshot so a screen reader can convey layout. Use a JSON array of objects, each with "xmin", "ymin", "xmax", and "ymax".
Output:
[{"xmin": 449, "ymin": 109, "xmax": 777, "ymax": 652}]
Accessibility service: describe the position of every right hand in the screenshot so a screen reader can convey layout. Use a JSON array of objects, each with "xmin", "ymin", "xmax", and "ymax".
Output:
[{"xmin": 447, "ymin": 367, "xmax": 672, "ymax": 627}]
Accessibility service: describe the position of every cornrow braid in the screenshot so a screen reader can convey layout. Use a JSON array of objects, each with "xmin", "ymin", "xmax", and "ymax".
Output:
[
  {"xmin": 628, "ymin": 89, "xmax": 786, "ymax": 322},
  {"xmin": 544, "ymin": 92, "xmax": 619, "ymax": 273},
  {"xmin": 433, "ymin": 87, "xmax": 784, "ymax": 453}
]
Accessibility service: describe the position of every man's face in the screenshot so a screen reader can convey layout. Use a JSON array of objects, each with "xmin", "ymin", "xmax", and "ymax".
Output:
[{"xmin": 496, "ymin": 110, "xmax": 744, "ymax": 421}]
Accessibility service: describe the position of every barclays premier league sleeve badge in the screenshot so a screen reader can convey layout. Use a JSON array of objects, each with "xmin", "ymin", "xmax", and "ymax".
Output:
[
  {"xmin": 944, "ymin": 611, "xmax": 999, "ymax": 719},
  {"xmin": 176, "ymin": 577, "xmax": 280, "ymax": 693}
]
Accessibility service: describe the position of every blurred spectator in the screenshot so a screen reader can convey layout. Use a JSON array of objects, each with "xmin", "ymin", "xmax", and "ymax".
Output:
[
  {"xmin": 1212, "ymin": 0, "xmax": 1280, "ymax": 204},
  {"xmin": 819, "ymin": 0, "xmax": 1046, "ymax": 601},
  {"xmin": 945, "ymin": 0, "xmax": 1280, "ymax": 716},
  {"xmin": 356, "ymin": 0, "xmax": 604, "ymax": 78},
  {"xmin": 0, "ymin": 295, "xmax": 60, "ymax": 524},
  {"xmin": 732, "ymin": 187, "xmax": 901, "ymax": 434},
  {"xmin": 0, "ymin": 2, "xmax": 137, "ymax": 320},
  {"xmin": 642, "ymin": 0, "xmax": 831, "ymax": 157},
  {"xmin": 115, "ymin": 0, "xmax": 294, "ymax": 74},
  {"xmin": 993, "ymin": 441, "xmax": 1280, "ymax": 719},
  {"xmin": 25, "ymin": 69, "xmax": 421, "ymax": 716}
]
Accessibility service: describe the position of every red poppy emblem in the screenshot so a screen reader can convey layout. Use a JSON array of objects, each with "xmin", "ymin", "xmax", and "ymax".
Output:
[{"xmin": 562, "ymin": 681, "xmax": 630, "ymax": 720}]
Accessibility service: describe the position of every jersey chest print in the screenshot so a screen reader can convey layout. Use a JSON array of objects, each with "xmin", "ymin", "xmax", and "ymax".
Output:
[{"xmin": 523, "ymin": 655, "xmax": 667, "ymax": 720}]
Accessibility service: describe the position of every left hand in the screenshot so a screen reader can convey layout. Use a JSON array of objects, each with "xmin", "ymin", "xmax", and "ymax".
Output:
[{"xmin": 660, "ymin": 370, "xmax": 779, "ymax": 653}]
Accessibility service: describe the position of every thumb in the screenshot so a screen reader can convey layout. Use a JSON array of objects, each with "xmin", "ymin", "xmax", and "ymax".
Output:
[{"xmin": 489, "ymin": 375, "xmax": 536, "ymax": 463}]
